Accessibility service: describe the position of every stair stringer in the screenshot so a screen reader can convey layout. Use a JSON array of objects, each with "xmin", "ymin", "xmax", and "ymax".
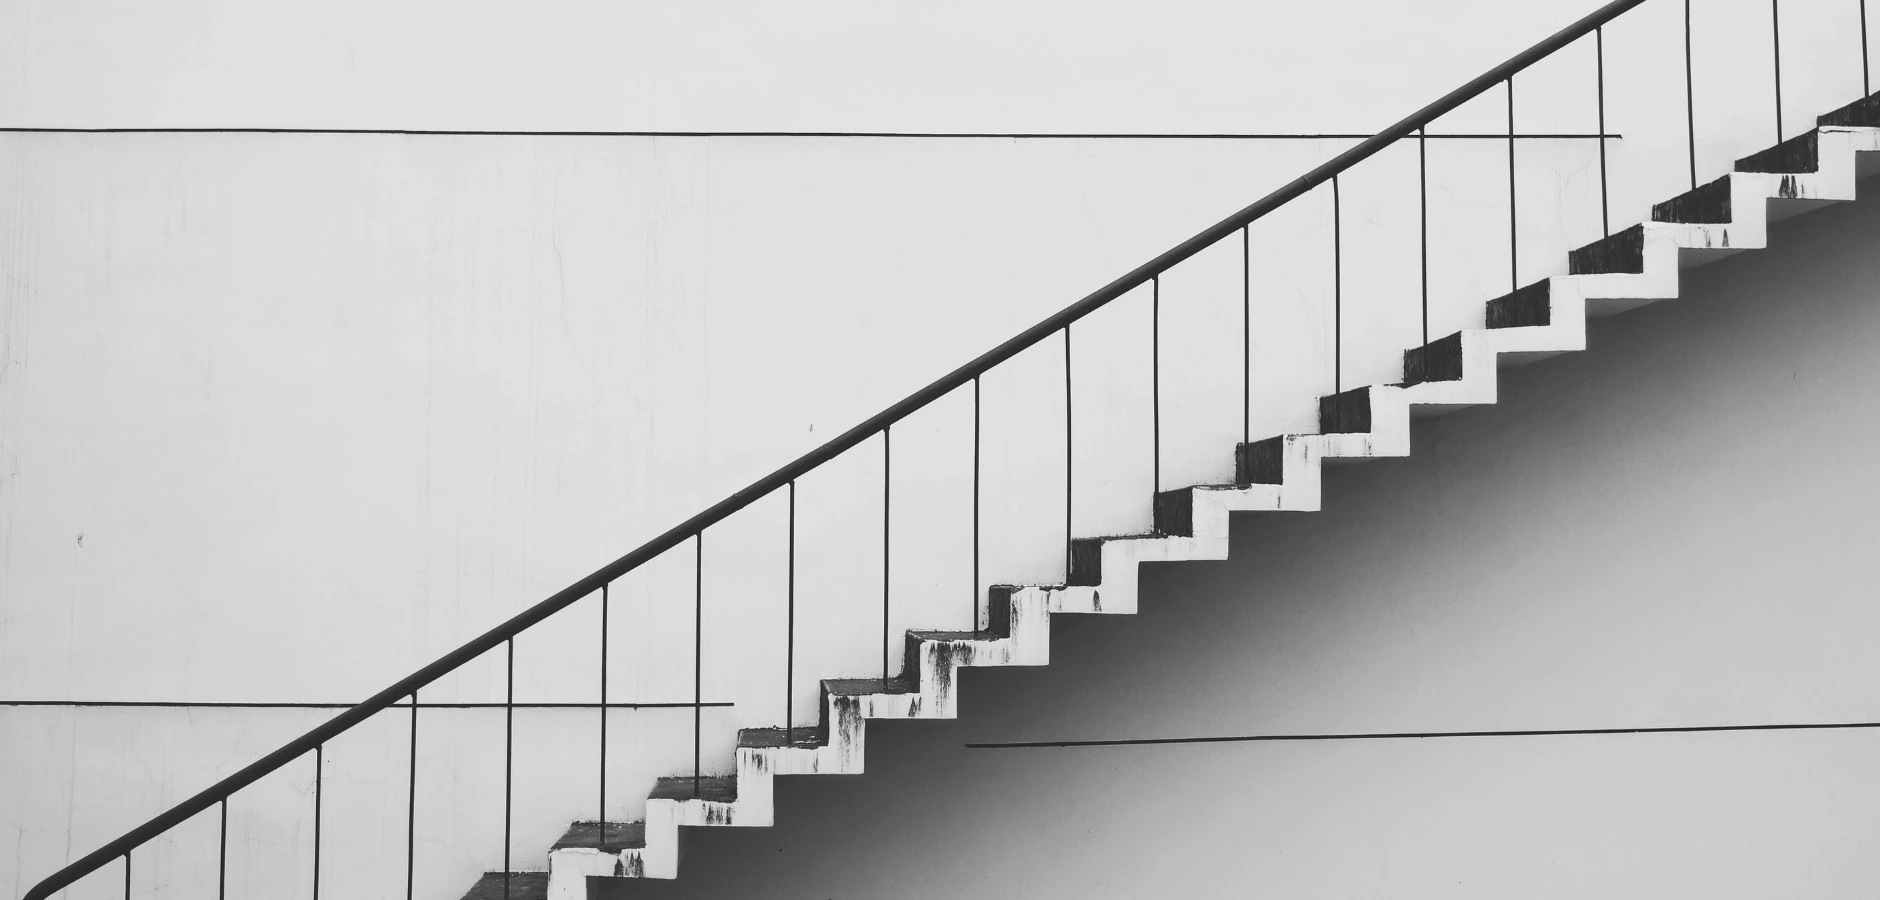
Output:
[
  {"xmin": 544, "ymin": 583, "xmax": 1078, "ymax": 891},
  {"xmin": 530, "ymin": 123, "xmax": 1880, "ymax": 899}
]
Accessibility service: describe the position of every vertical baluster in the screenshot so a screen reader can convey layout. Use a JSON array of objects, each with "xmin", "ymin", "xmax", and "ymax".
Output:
[
  {"xmin": 503, "ymin": 638, "xmax": 513, "ymax": 897},
  {"xmin": 406, "ymin": 692, "xmax": 417, "ymax": 900},
  {"xmin": 1507, "ymin": 77, "xmax": 1518, "ymax": 294},
  {"xmin": 1773, "ymin": 0, "xmax": 1784, "ymax": 143},
  {"xmin": 972, "ymin": 376, "xmax": 980, "ymax": 629},
  {"xmin": 881, "ymin": 427, "xmax": 891, "ymax": 680},
  {"xmin": 218, "ymin": 800, "xmax": 228, "ymax": 900},
  {"xmin": 122, "ymin": 853, "xmax": 130, "ymax": 900},
  {"xmin": 1151, "ymin": 276, "xmax": 1160, "ymax": 493},
  {"xmin": 1685, "ymin": 0, "xmax": 1698, "ymax": 189},
  {"xmin": 785, "ymin": 483, "xmax": 795, "ymax": 733},
  {"xmin": 693, "ymin": 533, "xmax": 703, "ymax": 797},
  {"xmin": 313, "ymin": 745, "xmax": 322, "ymax": 900},
  {"xmin": 598, "ymin": 584, "xmax": 608, "ymax": 845},
  {"xmin": 1332, "ymin": 175, "xmax": 1342, "ymax": 395},
  {"xmin": 1063, "ymin": 326, "xmax": 1072, "ymax": 578},
  {"xmin": 1864, "ymin": 0, "xmax": 1872, "ymax": 96},
  {"xmin": 1597, "ymin": 26, "xmax": 1611, "ymax": 237},
  {"xmin": 1242, "ymin": 226, "xmax": 1251, "ymax": 447},
  {"xmin": 1418, "ymin": 126, "xmax": 1428, "ymax": 345}
]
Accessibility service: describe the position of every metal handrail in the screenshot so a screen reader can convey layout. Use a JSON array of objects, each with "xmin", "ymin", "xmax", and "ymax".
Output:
[{"xmin": 21, "ymin": 1, "xmax": 1647, "ymax": 896}]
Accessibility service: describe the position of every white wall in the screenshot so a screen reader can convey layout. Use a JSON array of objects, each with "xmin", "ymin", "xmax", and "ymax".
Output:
[
  {"xmin": 0, "ymin": 1, "xmax": 1658, "ymax": 134},
  {"xmin": 4, "ymin": 0, "xmax": 1880, "ymax": 897}
]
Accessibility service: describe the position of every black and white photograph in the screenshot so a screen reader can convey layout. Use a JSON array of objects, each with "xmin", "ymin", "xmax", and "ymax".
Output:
[{"xmin": 6, "ymin": 1, "xmax": 1880, "ymax": 897}]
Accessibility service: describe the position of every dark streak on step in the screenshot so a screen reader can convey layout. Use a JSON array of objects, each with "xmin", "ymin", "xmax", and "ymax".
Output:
[{"xmin": 923, "ymin": 642, "xmax": 966, "ymax": 699}]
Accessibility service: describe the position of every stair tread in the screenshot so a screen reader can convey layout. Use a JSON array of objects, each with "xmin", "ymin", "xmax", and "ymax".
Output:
[
  {"xmin": 554, "ymin": 820, "xmax": 647, "ymax": 852},
  {"xmin": 823, "ymin": 677, "xmax": 915, "ymax": 696},
  {"xmin": 1073, "ymin": 531, "xmax": 1162, "ymax": 544},
  {"xmin": 650, "ymin": 775, "xmax": 738, "ymax": 803},
  {"xmin": 906, "ymin": 629, "xmax": 1000, "ymax": 643},
  {"xmin": 738, "ymin": 726, "xmax": 823, "ymax": 749},
  {"xmin": 458, "ymin": 872, "xmax": 549, "ymax": 900}
]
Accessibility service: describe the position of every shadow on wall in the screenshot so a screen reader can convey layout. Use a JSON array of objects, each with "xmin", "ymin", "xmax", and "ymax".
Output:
[{"xmin": 598, "ymin": 184, "xmax": 1880, "ymax": 898}]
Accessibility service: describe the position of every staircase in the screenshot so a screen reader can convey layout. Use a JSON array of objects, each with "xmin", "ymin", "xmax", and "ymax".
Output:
[
  {"xmin": 26, "ymin": 1, "xmax": 1880, "ymax": 898},
  {"xmin": 510, "ymin": 94, "xmax": 1880, "ymax": 900}
]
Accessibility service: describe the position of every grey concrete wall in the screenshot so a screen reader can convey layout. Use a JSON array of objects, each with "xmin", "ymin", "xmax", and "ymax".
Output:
[
  {"xmin": 0, "ymin": 1, "xmax": 1677, "ymax": 134},
  {"xmin": 591, "ymin": 184, "xmax": 1880, "ymax": 897}
]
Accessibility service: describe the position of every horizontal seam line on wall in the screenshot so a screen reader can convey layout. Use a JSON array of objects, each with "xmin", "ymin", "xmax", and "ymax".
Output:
[
  {"xmin": 0, "ymin": 127, "xmax": 1623, "ymax": 140},
  {"xmin": 0, "ymin": 700, "xmax": 735, "ymax": 709},
  {"xmin": 965, "ymin": 721, "xmax": 1880, "ymax": 748}
]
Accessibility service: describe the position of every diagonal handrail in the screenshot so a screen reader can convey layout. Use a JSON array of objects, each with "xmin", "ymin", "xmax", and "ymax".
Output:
[{"xmin": 21, "ymin": 1, "xmax": 1646, "ymax": 896}]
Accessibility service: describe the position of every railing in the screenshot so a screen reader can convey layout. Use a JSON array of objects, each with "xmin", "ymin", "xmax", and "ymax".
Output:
[{"xmin": 22, "ymin": 0, "xmax": 1873, "ymax": 895}]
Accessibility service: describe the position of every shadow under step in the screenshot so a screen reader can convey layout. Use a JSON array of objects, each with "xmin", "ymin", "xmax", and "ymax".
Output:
[
  {"xmin": 458, "ymin": 871, "xmax": 548, "ymax": 900},
  {"xmin": 902, "ymin": 629, "xmax": 1006, "ymax": 681}
]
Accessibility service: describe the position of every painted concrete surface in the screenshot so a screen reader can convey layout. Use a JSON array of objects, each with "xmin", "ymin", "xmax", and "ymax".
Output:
[{"xmin": 0, "ymin": 1, "xmax": 1786, "ymax": 135}]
